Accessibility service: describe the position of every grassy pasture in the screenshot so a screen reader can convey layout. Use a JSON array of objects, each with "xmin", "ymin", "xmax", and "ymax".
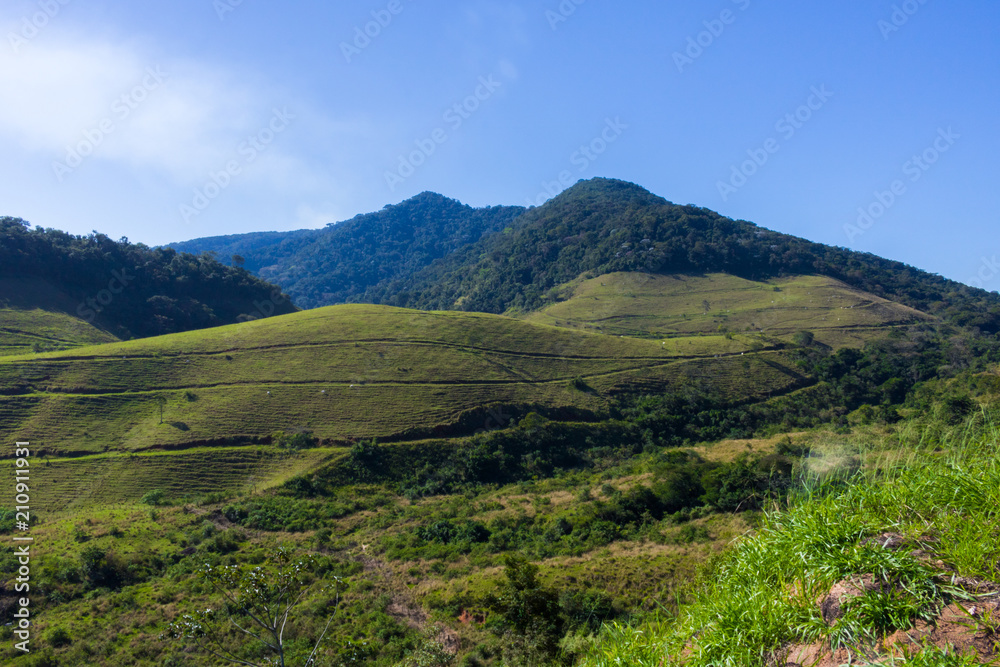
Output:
[
  {"xmin": 525, "ymin": 272, "xmax": 934, "ymax": 348},
  {"xmin": 28, "ymin": 446, "xmax": 339, "ymax": 511},
  {"xmin": 0, "ymin": 305, "xmax": 805, "ymax": 459},
  {"xmin": 0, "ymin": 277, "xmax": 120, "ymax": 356}
]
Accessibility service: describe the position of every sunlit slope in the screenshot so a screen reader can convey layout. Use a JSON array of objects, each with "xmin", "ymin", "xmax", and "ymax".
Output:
[
  {"xmin": 524, "ymin": 272, "xmax": 934, "ymax": 348},
  {"xmin": 0, "ymin": 304, "xmax": 805, "ymax": 456},
  {"xmin": 0, "ymin": 277, "xmax": 119, "ymax": 356},
  {"xmin": 28, "ymin": 447, "xmax": 338, "ymax": 512}
]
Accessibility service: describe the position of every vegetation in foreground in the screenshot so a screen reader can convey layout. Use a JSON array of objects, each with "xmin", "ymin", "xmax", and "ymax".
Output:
[
  {"xmin": 2, "ymin": 376, "xmax": 998, "ymax": 665},
  {"xmin": 584, "ymin": 411, "xmax": 1000, "ymax": 666}
]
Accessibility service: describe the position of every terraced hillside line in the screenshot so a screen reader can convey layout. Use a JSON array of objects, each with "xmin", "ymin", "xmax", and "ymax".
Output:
[
  {"xmin": 525, "ymin": 272, "xmax": 935, "ymax": 349},
  {"xmin": 0, "ymin": 304, "xmax": 804, "ymax": 458},
  {"xmin": 0, "ymin": 347, "xmax": 794, "ymax": 405},
  {"xmin": 0, "ymin": 345, "xmax": 775, "ymax": 396},
  {"xmin": 0, "ymin": 337, "xmax": 687, "ymax": 367},
  {"xmin": 31, "ymin": 447, "xmax": 340, "ymax": 512}
]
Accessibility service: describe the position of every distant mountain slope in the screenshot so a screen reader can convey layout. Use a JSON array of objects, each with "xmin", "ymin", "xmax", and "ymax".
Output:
[
  {"xmin": 169, "ymin": 230, "xmax": 320, "ymax": 274},
  {"xmin": 373, "ymin": 179, "xmax": 1000, "ymax": 335},
  {"xmin": 168, "ymin": 192, "xmax": 526, "ymax": 309},
  {"xmin": 0, "ymin": 217, "xmax": 296, "ymax": 341}
]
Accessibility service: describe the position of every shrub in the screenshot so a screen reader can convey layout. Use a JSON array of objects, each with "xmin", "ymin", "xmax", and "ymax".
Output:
[
  {"xmin": 44, "ymin": 626, "xmax": 71, "ymax": 648},
  {"xmin": 141, "ymin": 489, "xmax": 166, "ymax": 506},
  {"xmin": 79, "ymin": 545, "xmax": 128, "ymax": 589}
]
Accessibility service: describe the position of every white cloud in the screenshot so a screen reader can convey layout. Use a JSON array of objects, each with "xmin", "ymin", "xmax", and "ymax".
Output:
[{"xmin": 0, "ymin": 31, "xmax": 341, "ymax": 191}]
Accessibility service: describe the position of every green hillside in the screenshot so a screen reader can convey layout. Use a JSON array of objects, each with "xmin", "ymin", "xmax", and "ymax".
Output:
[
  {"xmin": 524, "ymin": 272, "xmax": 935, "ymax": 349},
  {"xmin": 0, "ymin": 216, "xmax": 297, "ymax": 342},
  {"xmin": 0, "ymin": 277, "xmax": 119, "ymax": 357},
  {"xmin": 169, "ymin": 192, "xmax": 526, "ymax": 309},
  {"xmin": 373, "ymin": 179, "xmax": 1000, "ymax": 339},
  {"xmin": 0, "ymin": 304, "xmax": 814, "ymax": 514}
]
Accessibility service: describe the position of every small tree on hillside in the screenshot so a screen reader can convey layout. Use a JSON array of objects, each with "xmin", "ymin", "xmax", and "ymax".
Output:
[
  {"xmin": 165, "ymin": 547, "xmax": 342, "ymax": 666},
  {"xmin": 484, "ymin": 555, "xmax": 564, "ymax": 666}
]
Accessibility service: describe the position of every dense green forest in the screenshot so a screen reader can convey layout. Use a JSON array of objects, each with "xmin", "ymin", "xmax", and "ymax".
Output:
[
  {"xmin": 372, "ymin": 179, "xmax": 1000, "ymax": 336},
  {"xmin": 0, "ymin": 216, "xmax": 296, "ymax": 339},
  {"xmin": 170, "ymin": 193, "xmax": 525, "ymax": 309}
]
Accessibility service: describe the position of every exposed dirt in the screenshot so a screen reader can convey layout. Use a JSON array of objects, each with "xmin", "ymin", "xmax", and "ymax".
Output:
[
  {"xmin": 770, "ymin": 532, "xmax": 1000, "ymax": 665},
  {"xmin": 882, "ymin": 600, "xmax": 1000, "ymax": 660},
  {"xmin": 355, "ymin": 550, "xmax": 460, "ymax": 656}
]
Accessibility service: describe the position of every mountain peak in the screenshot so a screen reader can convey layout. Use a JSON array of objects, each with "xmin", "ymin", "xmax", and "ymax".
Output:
[{"xmin": 539, "ymin": 177, "xmax": 670, "ymax": 210}]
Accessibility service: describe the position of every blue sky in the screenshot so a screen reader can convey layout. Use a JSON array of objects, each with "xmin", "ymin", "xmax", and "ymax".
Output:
[{"xmin": 1, "ymin": 0, "xmax": 997, "ymax": 288}]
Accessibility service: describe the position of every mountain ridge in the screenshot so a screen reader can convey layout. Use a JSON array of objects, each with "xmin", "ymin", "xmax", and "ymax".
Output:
[
  {"xmin": 167, "ymin": 178, "xmax": 1000, "ymax": 339},
  {"xmin": 168, "ymin": 191, "xmax": 526, "ymax": 309},
  {"xmin": 371, "ymin": 179, "xmax": 1000, "ymax": 337}
]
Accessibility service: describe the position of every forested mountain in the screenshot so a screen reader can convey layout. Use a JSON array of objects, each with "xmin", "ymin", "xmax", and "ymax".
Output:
[
  {"xmin": 169, "ymin": 229, "xmax": 320, "ymax": 274},
  {"xmin": 373, "ymin": 179, "xmax": 1000, "ymax": 335},
  {"xmin": 0, "ymin": 217, "xmax": 296, "ymax": 340},
  {"xmin": 169, "ymin": 192, "xmax": 526, "ymax": 309}
]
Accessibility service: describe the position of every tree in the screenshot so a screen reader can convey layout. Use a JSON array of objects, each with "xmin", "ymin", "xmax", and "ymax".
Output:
[
  {"xmin": 165, "ymin": 547, "xmax": 341, "ymax": 666},
  {"xmin": 793, "ymin": 330, "xmax": 815, "ymax": 347},
  {"xmin": 483, "ymin": 555, "xmax": 564, "ymax": 665}
]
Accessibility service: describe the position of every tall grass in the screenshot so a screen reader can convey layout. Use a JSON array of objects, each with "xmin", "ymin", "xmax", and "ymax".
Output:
[{"xmin": 582, "ymin": 410, "xmax": 1000, "ymax": 666}]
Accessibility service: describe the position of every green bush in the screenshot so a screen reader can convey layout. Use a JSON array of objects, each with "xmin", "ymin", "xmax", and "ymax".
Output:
[
  {"xmin": 140, "ymin": 489, "xmax": 166, "ymax": 506},
  {"xmin": 44, "ymin": 626, "xmax": 71, "ymax": 648}
]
